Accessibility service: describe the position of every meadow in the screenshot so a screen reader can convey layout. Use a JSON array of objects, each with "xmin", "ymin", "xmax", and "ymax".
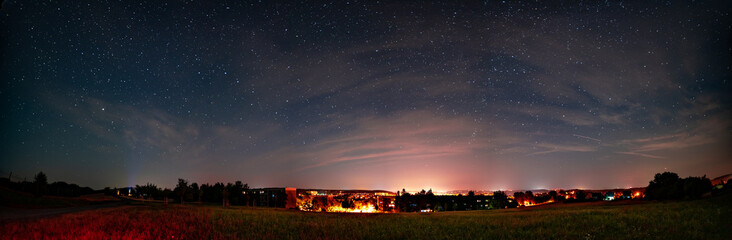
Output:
[{"xmin": 1, "ymin": 194, "xmax": 730, "ymax": 240}]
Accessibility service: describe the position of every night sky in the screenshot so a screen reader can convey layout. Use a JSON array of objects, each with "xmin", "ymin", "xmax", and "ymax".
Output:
[{"xmin": 2, "ymin": 1, "xmax": 731, "ymax": 191}]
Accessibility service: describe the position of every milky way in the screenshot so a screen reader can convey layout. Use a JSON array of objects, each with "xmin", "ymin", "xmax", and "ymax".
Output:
[{"xmin": 2, "ymin": 1, "xmax": 730, "ymax": 191}]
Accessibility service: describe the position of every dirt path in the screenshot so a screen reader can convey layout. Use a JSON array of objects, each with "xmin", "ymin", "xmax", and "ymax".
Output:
[{"xmin": 0, "ymin": 202, "xmax": 128, "ymax": 221}]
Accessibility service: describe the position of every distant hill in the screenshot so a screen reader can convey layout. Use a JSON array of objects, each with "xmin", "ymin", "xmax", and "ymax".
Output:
[{"xmin": 711, "ymin": 174, "xmax": 731, "ymax": 186}]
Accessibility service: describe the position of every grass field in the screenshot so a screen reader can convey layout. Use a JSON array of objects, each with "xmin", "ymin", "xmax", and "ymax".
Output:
[{"xmin": 2, "ymin": 194, "xmax": 730, "ymax": 239}]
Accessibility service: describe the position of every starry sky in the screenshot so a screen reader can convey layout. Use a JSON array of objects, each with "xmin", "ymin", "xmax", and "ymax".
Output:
[{"xmin": 1, "ymin": 1, "xmax": 731, "ymax": 191}]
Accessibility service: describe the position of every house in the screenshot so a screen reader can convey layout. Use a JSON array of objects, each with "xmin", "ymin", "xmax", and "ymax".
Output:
[{"xmin": 604, "ymin": 191, "xmax": 615, "ymax": 201}]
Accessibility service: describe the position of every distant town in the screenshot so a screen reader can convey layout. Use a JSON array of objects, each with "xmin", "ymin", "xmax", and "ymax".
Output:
[{"xmin": 4, "ymin": 171, "xmax": 728, "ymax": 214}]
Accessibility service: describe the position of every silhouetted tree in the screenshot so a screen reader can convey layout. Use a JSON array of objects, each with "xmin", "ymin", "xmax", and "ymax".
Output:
[
  {"xmin": 34, "ymin": 171, "xmax": 48, "ymax": 197},
  {"xmin": 396, "ymin": 188, "xmax": 412, "ymax": 212},
  {"xmin": 416, "ymin": 192, "xmax": 427, "ymax": 210},
  {"xmin": 575, "ymin": 190, "xmax": 586, "ymax": 201},
  {"xmin": 201, "ymin": 183, "xmax": 213, "ymax": 202},
  {"xmin": 135, "ymin": 183, "xmax": 162, "ymax": 200},
  {"xmin": 549, "ymin": 191, "xmax": 558, "ymax": 201},
  {"xmin": 425, "ymin": 189, "xmax": 437, "ymax": 211},
  {"xmin": 491, "ymin": 191, "xmax": 508, "ymax": 209},
  {"xmin": 513, "ymin": 192, "xmax": 525, "ymax": 204},
  {"xmin": 188, "ymin": 182, "xmax": 200, "ymax": 202},
  {"xmin": 208, "ymin": 182, "xmax": 225, "ymax": 203},
  {"xmin": 222, "ymin": 188, "xmax": 230, "ymax": 207},
  {"xmin": 163, "ymin": 188, "xmax": 172, "ymax": 204},
  {"xmin": 175, "ymin": 179, "xmax": 189, "ymax": 204},
  {"xmin": 466, "ymin": 191, "xmax": 477, "ymax": 210},
  {"xmin": 645, "ymin": 172, "xmax": 711, "ymax": 200},
  {"xmin": 226, "ymin": 181, "xmax": 247, "ymax": 205},
  {"xmin": 646, "ymin": 172, "xmax": 682, "ymax": 200},
  {"xmin": 682, "ymin": 175, "xmax": 712, "ymax": 199},
  {"xmin": 194, "ymin": 183, "xmax": 203, "ymax": 203},
  {"xmin": 524, "ymin": 191, "xmax": 534, "ymax": 204}
]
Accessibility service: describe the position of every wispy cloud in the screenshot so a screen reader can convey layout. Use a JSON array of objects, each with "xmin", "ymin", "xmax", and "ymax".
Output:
[
  {"xmin": 573, "ymin": 134, "xmax": 601, "ymax": 142},
  {"xmin": 527, "ymin": 143, "xmax": 597, "ymax": 156},
  {"xmin": 287, "ymin": 111, "xmax": 488, "ymax": 172},
  {"xmin": 43, "ymin": 93, "xmax": 206, "ymax": 160},
  {"xmin": 615, "ymin": 117, "xmax": 727, "ymax": 158},
  {"xmin": 616, "ymin": 151, "xmax": 665, "ymax": 159}
]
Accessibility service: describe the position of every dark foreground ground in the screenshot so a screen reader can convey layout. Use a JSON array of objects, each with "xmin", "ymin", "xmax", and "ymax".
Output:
[
  {"xmin": 1, "ymin": 194, "xmax": 730, "ymax": 240},
  {"xmin": 0, "ymin": 186, "xmax": 123, "ymax": 221}
]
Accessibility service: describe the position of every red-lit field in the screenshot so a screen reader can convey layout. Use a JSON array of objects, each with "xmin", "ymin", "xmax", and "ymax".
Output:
[
  {"xmin": 2, "ymin": 195, "xmax": 730, "ymax": 240},
  {"xmin": 1, "ymin": 206, "xmax": 216, "ymax": 239}
]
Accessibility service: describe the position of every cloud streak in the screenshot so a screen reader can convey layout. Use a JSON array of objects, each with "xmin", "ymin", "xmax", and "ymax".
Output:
[{"xmin": 572, "ymin": 134, "xmax": 601, "ymax": 142}]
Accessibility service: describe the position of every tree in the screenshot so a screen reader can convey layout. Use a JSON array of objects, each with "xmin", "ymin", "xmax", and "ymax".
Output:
[
  {"xmin": 34, "ymin": 171, "xmax": 48, "ymax": 197},
  {"xmin": 682, "ymin": 175, "xmax": 711, "ymax": 198},
  {"xmin": 135, "ymin": 183, "xmax": 162, "ymax": 200},
  {"xmin": 425, "ymin": 189, "xmax": 437, "ymax": 211},
  {"xmin": 524, "ymin": 191, "xmax": 534, "ymax": 204},
  {"xmin": 491, "ymin": 191, "xmax": 508, "ymax": 209},
  {"xmin": 34, "ymin": 171, "xmax": 47, "ymax": 185},
  {"xmin": 201, "ymin": 183, "xmax": 214, "ymax": 202},
  {"xmin": 513, "ymin": 192, "xmax": 525, "ymax": 204},
  {"xmin": 188, "ymin": 182, "xmax": 200, "ymax": 203},
  {"xmin": 210, "ymin": 182, "xmax": 225, "ymax": 203},
  {"xmin": 195, "ymin": 183, "xmax": 204, "ymax": 203},
  {"xmin": 396, "ymin": 188, "xmax": 411, "ymax": 212},
  {"xmin": 646, "ymin": 172, "xmax": 712, "ymax": 200},
  {"xmin": 548, "ymin": 191, "xmax": 558, "ymax": 201},
  {"xmin": 163, "ymin": 188, "xmax": 172, "ymax": 204},
  {"xmin": 222, "ymin": 187, "xmax": 230, "ymax": 207},
  {"xmin": 575, "ymin": 190, "xmax": 586, "ymax": 201},
  {"xmin": 174, "ymin": 179, "xmax": 189, "ymax": 204},
  {"xmin": 226, "ymin": 181, "xmax": 247, "ymax": 205},
  {"xmin": 645, "ymin": 172, "xmax": 682, "ymax": 200}
]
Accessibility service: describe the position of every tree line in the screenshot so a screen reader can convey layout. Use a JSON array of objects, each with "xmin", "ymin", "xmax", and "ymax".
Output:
[
  {"xmin": 644, "ymin": 172, "xmax": 712, "ymax": 200},
  {"xmin": 0, "ymin": 171, "xmax": 95, "ymax": 197},
  {"xmin": 115, "ymin": 178, "xmax": 259, "ymax": 206}
]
